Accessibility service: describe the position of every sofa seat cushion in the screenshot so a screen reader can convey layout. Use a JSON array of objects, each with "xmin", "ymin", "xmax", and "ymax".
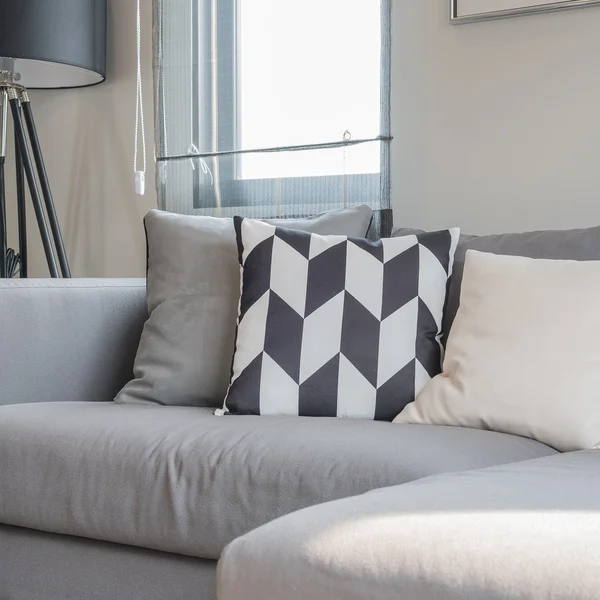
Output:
[
  {"xmin": 219, "ymin": 451, "xmax": 600, "ymax": 600},
  {"xmin": 0, "ymin": 402, "xmax": 556, "ymax": 560}
]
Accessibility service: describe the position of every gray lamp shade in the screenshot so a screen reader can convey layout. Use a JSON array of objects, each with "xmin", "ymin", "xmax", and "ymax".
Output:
[{"xmin": 0, "ymin": 0, "xmax": 107, "ymax": 89}]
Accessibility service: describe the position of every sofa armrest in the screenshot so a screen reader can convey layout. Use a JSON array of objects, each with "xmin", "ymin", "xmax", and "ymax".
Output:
[{"xmin": 0, "ymin": 279, "xmax": 147, "ymax": 406}]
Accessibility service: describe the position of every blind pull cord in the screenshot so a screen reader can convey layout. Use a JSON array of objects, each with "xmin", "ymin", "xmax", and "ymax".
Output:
[{"xmin": 134, "ymin": 0, "xmax": 147, "ymax": 196}]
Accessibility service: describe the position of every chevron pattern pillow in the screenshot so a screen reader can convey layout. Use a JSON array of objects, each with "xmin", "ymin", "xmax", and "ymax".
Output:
[{"xmin": 221, "ymin": 218, "xmax": 460, "ymax": 421}]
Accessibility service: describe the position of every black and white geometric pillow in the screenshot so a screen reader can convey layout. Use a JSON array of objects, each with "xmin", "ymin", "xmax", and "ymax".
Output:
[{"xmin": 222, "ymin": 218, "xmax": 460, "ymax": 421}]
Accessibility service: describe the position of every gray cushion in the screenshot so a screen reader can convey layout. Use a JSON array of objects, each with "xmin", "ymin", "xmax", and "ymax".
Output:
[
  {"xmin": 0, "ymin": 402, "xmax": 555, "ymax": 560},
  {"xmin": 0, "ymin": 279, "xmax": 147, "ymax": 407},
  {"xmin": 0, "ymin": 525, "xmax": 216, "ymax": 600},
  {"xmin": 392, "ymin": 225, "xmax": 600, "ymax": 335},
  {"xmin": 219, "ymin": 450, "xmax": 600, "ymax": 600},
  {"xmin": 116, "ymin": 206, "xmax": 373, "ymax": 408}
]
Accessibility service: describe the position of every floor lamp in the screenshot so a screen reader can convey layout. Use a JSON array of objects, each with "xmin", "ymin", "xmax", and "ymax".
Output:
[{"xmin": 0, "ymin": 0, "xmax": 107, "ymax": 278}]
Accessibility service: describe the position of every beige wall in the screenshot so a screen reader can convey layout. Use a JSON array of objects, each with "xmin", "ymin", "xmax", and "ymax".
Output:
[
  {"xmin": 6, "ymin": 0, "xmax": 600, "ymax": 276},
  {"xmin": 391, "ymin": 0, "xmax": 600, "ymax": 234},
  {"xmin": 5, "ymin": 0, "xmax": 156, "ymax": 277}
]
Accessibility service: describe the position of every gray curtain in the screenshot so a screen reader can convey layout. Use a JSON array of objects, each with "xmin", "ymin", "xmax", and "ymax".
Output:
[{"xmin": 154, "ymin": 0, "xmax": 392, "ymax": 237}]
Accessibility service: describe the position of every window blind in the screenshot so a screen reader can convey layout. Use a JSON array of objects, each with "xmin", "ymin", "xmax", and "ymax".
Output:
[{"xmin": 154, "ymin": 0, "xmax": 392, "ymax": 237}]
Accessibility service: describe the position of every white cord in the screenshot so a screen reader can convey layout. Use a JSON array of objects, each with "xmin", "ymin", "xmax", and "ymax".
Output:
[
  {"xmin": 188, "ymin": 144, "xmax": 215, "ymax": 185},
  {"xmin": 134, "ymin": 0, "xmax": 147, "ymax": 195},
  {"xmin": 157, "ymin": 0, "xmax": 168, "ymax": 185}
]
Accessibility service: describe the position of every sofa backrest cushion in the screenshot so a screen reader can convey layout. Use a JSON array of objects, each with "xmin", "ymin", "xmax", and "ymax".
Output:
[
  {"xmin": 0, "ymin": 279, "xmax": 147, "ymax": 406},
  {"xmin": 392, "ymin": 224, "xmax": 600, "ymax": 338}
]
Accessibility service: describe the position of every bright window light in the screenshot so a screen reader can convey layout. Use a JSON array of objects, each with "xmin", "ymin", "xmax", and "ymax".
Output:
[{"xmin": 239, "ymin": 0, "xmax": 382, "ymax": 180}]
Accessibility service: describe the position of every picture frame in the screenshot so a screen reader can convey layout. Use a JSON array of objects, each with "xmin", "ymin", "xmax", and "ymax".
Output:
[{"xmin": 450, "ymin": 0, "xmax": 600, "ymax": 24}]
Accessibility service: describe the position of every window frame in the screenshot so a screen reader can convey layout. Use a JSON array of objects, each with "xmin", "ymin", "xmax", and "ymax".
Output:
[{"xmin": 191, "ymin": 0, "xmax": 238, "ymax": 208}]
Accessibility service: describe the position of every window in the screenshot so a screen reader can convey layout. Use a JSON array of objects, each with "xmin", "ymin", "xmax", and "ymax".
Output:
[{"xmin": 156, "ymin": 0, "xmax": 392, "ymax": 236}]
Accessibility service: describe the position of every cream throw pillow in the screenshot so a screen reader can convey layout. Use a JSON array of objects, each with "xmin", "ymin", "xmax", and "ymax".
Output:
[{"xmin": 394, "ymin": 249, "xmax": 600, "ymax": 452}]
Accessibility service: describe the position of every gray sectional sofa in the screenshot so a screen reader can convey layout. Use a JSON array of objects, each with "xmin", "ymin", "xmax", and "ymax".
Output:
[
  {"xmin": 0, "ymin": 279, "xmax": 556, "ymax": 600},
  {"xmin": 2, "ymin": 222, "xmax": 600, "ymax": 600}
]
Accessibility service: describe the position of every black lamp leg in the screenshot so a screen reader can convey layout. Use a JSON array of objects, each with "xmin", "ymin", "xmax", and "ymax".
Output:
[
  {"xmin": 20, "ymin": 92, "xmax": 71, "ymax": 278},
  {"xmin": 15, "ymin": 135, "xmax": 27, "ymax": 277},
  {"xmin": 0, "ymin": 90, "xmax": 7, "ymax": 278},
  {"xmin": 8, "ymin": 89, "xmax": 59, "ymax": 278},
  {"xmin": 0, "ymin": 157, "xmax": 6, "ymax": 278}
]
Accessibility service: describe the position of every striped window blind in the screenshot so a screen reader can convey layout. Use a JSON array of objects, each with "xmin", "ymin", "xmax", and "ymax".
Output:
[{"xmin": 154, "ymin": 0, "xmax": 392, "ymax": 237}]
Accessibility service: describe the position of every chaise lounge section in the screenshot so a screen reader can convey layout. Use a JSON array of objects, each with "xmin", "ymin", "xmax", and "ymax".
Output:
[{"xmin": 219, "ymin": 450, "xmax": 600, "ymax": 600}]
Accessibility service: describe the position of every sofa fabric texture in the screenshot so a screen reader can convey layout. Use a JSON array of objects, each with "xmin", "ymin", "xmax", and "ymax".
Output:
[
  {"xmin": 0, "ymin": 279, "xmax": 146, "ymax": 407},
  {"xmin": 218, "ymin": 451, "xmax": 600, "ymax": 600},
  {"xmin": 0, "ymin": 402, "xmax": 555, "ymax": 560},
  {"xmin": 225, "ymin": 218, "xmax": 460, "ymax": 420},
  {"xmin": 396, "ymin": 250, "xmax": 600, "ymax": 452},
  {"xmin": 0, "ymin": 525, "xmax": 217, "ymax": 600},
  {"xmin": 392, "ymin": 224, "xmax": 600, "ymax": 337},
  {"xmin": 115, "ymin": 206, "xmax": 373, "ymax": 409}
]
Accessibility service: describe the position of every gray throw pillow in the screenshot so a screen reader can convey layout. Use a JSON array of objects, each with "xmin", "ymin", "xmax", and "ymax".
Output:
[
  {"xmin": 392, "ymin": 224, "xmax": 600, "ymax": 337},
  {"xmin": 116, "ymin": 206, "xmax": 373, "ymax": 407}
]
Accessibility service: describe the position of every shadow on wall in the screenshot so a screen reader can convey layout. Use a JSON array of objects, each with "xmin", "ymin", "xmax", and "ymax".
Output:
[
  {"xmin": 63, "ymin": 84, "xmax": 139, "ymax": 277},
  {"xmin": 61, "ymin": 0, "xmax": 157, "ymax": 277},
  {"xmin": 10, "ymin": 0, "xmax": 156, "ymax": 277}
]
